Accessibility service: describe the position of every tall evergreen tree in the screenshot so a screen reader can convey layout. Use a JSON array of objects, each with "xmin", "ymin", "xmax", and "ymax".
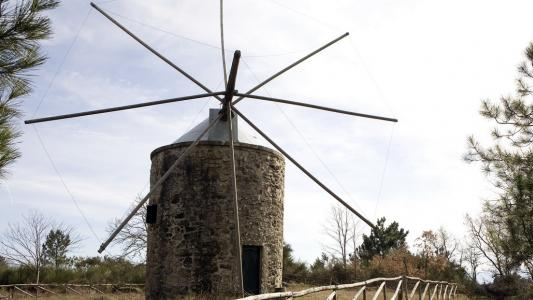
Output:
[
  {"xmin": 0, "ymin": 0, "xmax": 59, "ymax": 179},
  {"xmin": 466, "ymin": 42, "xmax": 533, "ymax": 267},
  {"xmin": 358, "ymin": 217, "xmax": 408, "ymax": 261}
]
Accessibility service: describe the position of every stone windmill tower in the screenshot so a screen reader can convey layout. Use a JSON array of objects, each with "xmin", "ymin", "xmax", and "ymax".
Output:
[
  {"xmin": 25, "ymin": 2, "xmax": 398, "ymax": 299},
  {"xmin": 146, "ymin": 109, "xmax": 285, "ymax": 297}
]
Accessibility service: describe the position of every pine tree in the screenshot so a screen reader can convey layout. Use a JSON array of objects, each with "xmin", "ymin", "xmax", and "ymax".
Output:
[
  {"xmin": 357, "ymin": 217, "xmax": 408, "ymax": 261},
  {"xmin": 42, "ymin": 229, "xmax": 71, "ymax": 271},
  {"xmin": 0, "ymin": 0, "xmax": 59, "ymax": 179},
  {"xmin": 466, "ymin": 42, "xmax": 533, "ymax": 267}
]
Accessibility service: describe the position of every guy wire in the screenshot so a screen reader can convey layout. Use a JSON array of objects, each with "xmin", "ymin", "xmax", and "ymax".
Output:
[{"xmin": 32, "ymin": 125, "xmax": 102, "ymax": 244}]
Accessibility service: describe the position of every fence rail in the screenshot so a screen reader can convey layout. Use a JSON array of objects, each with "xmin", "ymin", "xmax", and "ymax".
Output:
[
  {"xmin": 0, "ymin": 279, "xmax": 458, "ymax": 300},
  {"xmin": 236, "ymin": 276, "xmax": 458, "ymax": 300},
  {"xmin": 0, "ymin": 283, "xmax": 144, "ymax": 299}
]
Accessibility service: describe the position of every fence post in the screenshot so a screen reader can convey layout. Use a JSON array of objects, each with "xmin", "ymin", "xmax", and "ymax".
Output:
[
  {"xmin": 274, "ymin": 287, "xmax": 286, "ymax": 300},
  {"xmin": 403, "ymin": 276, "xmax": 408, "ymax": 300},
  {"xmin": 402, "ymin": 257, "xmax": 409, "ymax": 300},
  {"xmin": 430, "ymin": 284, "xmax": 438, "ymax": 300},
  {"xmin": 451, "ymin": 285, "xmax": 456, "ymax": 299},
  {"xmin": 398, "ymin": 277, "xmax": 403, "ymax": 300},
  {"xmin": 363, "ymin": 285, "xmax": 367, "ymax": 300},
  {"xmin": 383, "ymin": 282, "xmax": 387, "ymax": 300}
]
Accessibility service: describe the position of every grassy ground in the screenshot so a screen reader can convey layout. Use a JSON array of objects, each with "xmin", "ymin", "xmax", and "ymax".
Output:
[
  {"xmin": 0, "ymin": 293, "xmax": 143, "ymax": 300},
  {"xmin": 0, "ymin": 284, "xmax": 472, "ymax": 299}
]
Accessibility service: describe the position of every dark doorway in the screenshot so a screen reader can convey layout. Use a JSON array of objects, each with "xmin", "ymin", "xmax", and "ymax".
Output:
[{"xmin": 242, "ymin": 245, "xmax": 261, "ymax": 295}]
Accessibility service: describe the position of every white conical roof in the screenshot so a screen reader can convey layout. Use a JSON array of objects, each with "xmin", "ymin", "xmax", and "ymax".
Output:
[{"xmin": 174, "ymin": 108, "xmax": 261, "ymax": 145}]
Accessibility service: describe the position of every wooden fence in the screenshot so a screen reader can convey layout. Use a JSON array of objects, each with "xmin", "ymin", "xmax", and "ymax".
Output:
[
  {"xmin": 236, "ymin": 276, "xmax": 458, "ymax": 300},
  {"xmin": 0, "ymin": 283, "xmax": 144, "ymax": 299},
  {"xmin": 0, "ymin": 278, "xmax": 458, "ymax": 299}
]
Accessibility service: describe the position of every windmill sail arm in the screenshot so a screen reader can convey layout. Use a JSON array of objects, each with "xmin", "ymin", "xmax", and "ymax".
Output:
[
  {"xmin": 231, "ymin": 106, "xmax": 376, "ymax": 230},
  {"xmin": 97, "ymin": 113, "xmax": 223, "ymax": 254},
  {"xmin": 233, "ymin": 32, "xmax": 350, "ymax": 105},
  {"xmin": 234, "ymin": 93, "xmax": 398, "ymax": 123},
  {"xmin": 90, "ymin": 2, "xmax": 223, "ymax": 101},
  {"xmin": 25, "ymin": 92, "xmax": 225, "ymax": 124}
]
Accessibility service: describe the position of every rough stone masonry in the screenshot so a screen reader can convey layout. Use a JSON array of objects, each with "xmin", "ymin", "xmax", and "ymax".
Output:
[{"xmin": 146, "ymin": 140, "xmax": 285, "ymax": 298}]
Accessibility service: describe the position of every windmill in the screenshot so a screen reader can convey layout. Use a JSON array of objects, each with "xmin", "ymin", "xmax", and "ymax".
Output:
[{"xmin": 25, "ymin": 2, "xmax": 398, "ymax": 297}]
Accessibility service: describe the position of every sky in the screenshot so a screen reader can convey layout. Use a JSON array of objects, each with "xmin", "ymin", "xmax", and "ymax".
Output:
[{"xmin": 1, "ymin": 0, "xmax": 533, "ymax": 276}]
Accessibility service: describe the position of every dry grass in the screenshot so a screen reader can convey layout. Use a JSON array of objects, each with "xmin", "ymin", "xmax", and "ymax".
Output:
[
  {"xmin": 1, "ymin": 284, "xmax": 473, "ymax": 300},
  {"xmin": 0, "ymin": 293, "xmax": 143, "ymax": 300},
  {"xmin": 57, "ymin": 295, "xmax": 143, "ymax": 300}
]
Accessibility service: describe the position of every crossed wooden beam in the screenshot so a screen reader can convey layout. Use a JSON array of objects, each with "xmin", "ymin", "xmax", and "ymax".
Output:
[{"xmin": 25, "ymin": 2, "xmax": 398, "ymax": 293}]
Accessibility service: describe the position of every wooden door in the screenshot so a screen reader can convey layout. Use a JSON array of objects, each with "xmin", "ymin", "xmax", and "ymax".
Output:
[{"xmin": 242, "ymin": 245, "xmax": 261, "ymax": 295}]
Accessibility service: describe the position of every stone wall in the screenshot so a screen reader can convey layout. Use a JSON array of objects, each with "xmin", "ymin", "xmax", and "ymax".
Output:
[{"xmin": 146, "ymin": 141, "xmax": 285, "ymax": 299}]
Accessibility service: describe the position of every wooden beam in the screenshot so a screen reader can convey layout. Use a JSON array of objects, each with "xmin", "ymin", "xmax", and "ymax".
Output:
[
  {"xmin": 232, "ymin": 106, "xmax": 376, "ymax": 229},
  {"xmin": 408, "ymin": 280, "xmax": 420, "ymax": 300},
  {"xmin": 38, "ymin": 285, "xmax": 58, "ymax": 295},
  {"xmin": 390, "ymin": 280, "xmax": 403, "ymax": 300},
  {"xmin": 65, "ymin": 285, "xmax": 82, "ymax": 295},
  {"xmin": 13, "ymin": 286, "xmax": 34, "ymax": 298},
  {"xmin": 90, "ymin": 3, "xmax": 223, "ymax": 102},
  {"xmin": 25, "ymin": 92, "xmax": 224, "ymax": 124},
  {"xmin": 90, "ymin": 285, "xmax": 104, "ymax": 294},
  {"xmin": 233, "ymin": 32, "xmax": 349, "ymax": 105},
  {"xmin": 221, "ymin": 51, "xmax": 241, "ymax": 117},
  {"xmin": 429, "ymin": 284, "xmax": 438, "ymax": 300},
  {"xmin": 326, "ymin": 290, "xmax": 337, "ymax": 300},
  {"xmin": 98, "ymin": 113, "xmax": 223, "ymax": 253},
  {"xmin": 225, "ymin": 51, "xmax": 241, "ymax": 102},
  {"xmin": 352, "ymin": 286, "xmax": 365, "ymax": 300},
  {"xmin": 371, "ymin": 282, "xmax": 386, "ymax": 300},
  {"xmin": 421, "ymin": 283, "xmax": 430, "ymax": 300},
  {"xmin": 234, "ymin": 93, "xmax": 397, "ymax": 123}
]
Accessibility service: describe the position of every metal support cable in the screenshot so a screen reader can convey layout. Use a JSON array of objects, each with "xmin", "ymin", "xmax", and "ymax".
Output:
[
  {"xmin": 32, "ymin": 126, "xmax": 102, "ymax": 243},
  {"xmin": 232, "ymin": 32, "xmax": 349, "ymax": 105},
  {"xmin": 373, "ymin": 124, "xmax": 396, "ymax": 218},
  {"xmin": 239, "ymin": 58, "xmax": 368, "ymax": 216},
  {"xmin": 231, "ymin": 106, "xmax": 376, "ymax": 229},
  {"xmin": 347, "ymin": 37, "xmax": 396, "ymax": 117},
  {"xmin": 238, "ymin": 55, "xmax": 398, "ymax": 220},
  {"xmin": 96, "ymin": 9, "xmax": 311, "ymax": 58},
  {"xmin": 185, "ymin": 79, "xmax": 225, "ymax": 132},
  {"xmin": 98, "ymin": 113, "xmax": 223, "ymax": 253},
  {"xmin": 74, "ymin": 84, "xmax": 226, "ymax": 230},
  {"xmin": 265, "ymin": 0, "xmax": 343, "ymax": 33},
  {"xmin": 90, "ymin": 2, "xmax": 223, "ymax": 102},
  {"xmin": 220, "ymin": 0, "xmax": 228, "ymax": 86},
  {"xmin": 222, "ymin": 49, "xmax": 244, "ymax": 295},
  {"xmin": 32, "ymin": 8, "xmax": 92, "ymax": 117}
]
